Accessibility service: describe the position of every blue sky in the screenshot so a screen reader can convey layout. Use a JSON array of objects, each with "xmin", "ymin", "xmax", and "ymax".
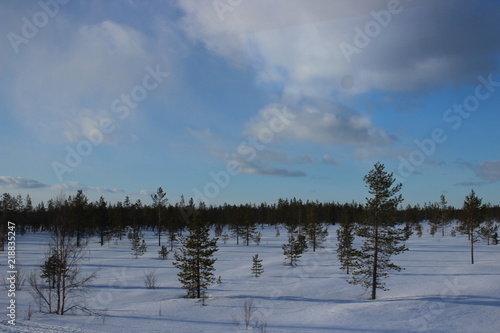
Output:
[{"xmin": 1, "ymin": 0, "xmax": 499, "ymax": 208}]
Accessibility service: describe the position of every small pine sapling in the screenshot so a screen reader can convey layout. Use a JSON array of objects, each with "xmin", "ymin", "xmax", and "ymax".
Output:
[
  {"xmin": 158, "ymin": 245, "xmax": 169, "ymax": 260},
  {"xmin": 251, "ymin": 254, "xmax": 264, "ymax": 277}
]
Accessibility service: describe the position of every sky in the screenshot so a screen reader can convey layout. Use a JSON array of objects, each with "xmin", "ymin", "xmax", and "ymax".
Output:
[{"xmin": 1, "ymin": 0, "xmax": 499, "ymax": 208}]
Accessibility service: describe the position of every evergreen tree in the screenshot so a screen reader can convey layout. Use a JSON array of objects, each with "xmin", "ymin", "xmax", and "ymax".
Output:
[
  {"xmin": 428, "ymin": 202, "xmax": 440, "ymax": 236},
  {"xmin": 96, "ymin": 196, "xmax": 109, "ymax": 246},
  {"xmin": 282, "ymin": 233, "xmax": 307, "ymax": 266},
  {"xmin": 173, "ymin": 214, "xmax": 218, "ymax": 298},
  {"xmin": 304, "ymin": 203, "xmax": 328, "ymax": 252},
  {"xmin": 428, "ymin": 195, "xmax": 451, "ymax": 237},
  {"xmin": 167, "ymin": 229, "xmax": 177, "ymax": 251},
  {"xmin": 229, "ymin": 223, "xmax": 242, "ymax": 245},
  {"xmin": 242, "ymin": 222, "xmax": 257, "ymax": 246},
  {"xmin": 479, "ymin": 219, "xmax": 498, "ymax": 246},
  {"xmin": 251, "ymin": 254, "xmax": 264, "ymax": 277},
  {"xmin": 438, "ymin": 194, "xmax": 451, "ymax": 236},
  {"xmin": 458, "ymin": 190, "xmax": 484, "ymax": 264},
  {"xmin": 349, "ymin": 162, "xmax": 407, "ymax": 300},
  {"xmin": 158, "ymin": 245, "xmax": 169, "ymax": 260},
  {"xmin": 336, "ymin": 219, "xmax": 357, "ymax": 274},
  {"xmin": 40, "ymin": 253, "xmax": 63, "ymax": 288},
  {"xmin": 151, "ymin": 187, "xmax": 168, "ymax": 247},
  {"xmin": 214, "ymin": 224, "xmax": 223, "ymax": 237},
  {"xmin": 131, "ymin": 229, "xmax": 147, "ymax": 258},
  {"xmin": 478, "ymin": 203, "xmax": 497, "ymax": 246},
  {"xmin": 70, "ymin": 190, "xmax": 88, "ymax": 247}
]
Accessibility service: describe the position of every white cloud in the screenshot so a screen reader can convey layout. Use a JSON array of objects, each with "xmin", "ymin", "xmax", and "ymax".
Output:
[
  {"xmin": 188, "ymin": 128, "xmax": 218, "ymax": 140},
  {"xmin": 51, "ymin": 181, "xmax": 124, "ymax": 194},
  {"xmin": 137, "ymin": 189, "xmax": 153, "ymax": 196},
  {"xmin": 221, "ymin": 153, "xmax": 306, "ymax": 178},
  {"xmin": 8, "ymin": 20, "xmax": 156, "ymax": 144},
  {"xmin": 474, "ymin": 160, "xmax": 500, "ymax": 182},
  {"xmin": 244, "ymin": 149, "xmax": 316, "ymax": 165},
  {"xmin": 246, "ymin": 102, "xmax": 395, "ymax": 146},
  {"xmin": 177, "ymin": 0, "xmax": 500, "ymax": 96},
  {"xmin": 0, "ymin": 176, "xmax": 49, "ymax": 189},
  {"xmin": 353, "ymin": 146, "xmax": 408, "ymax": 160},
  {"xmin": 321, "ymin": 154, "xmax": 338, "ymax": 165},
  {"xmin": 0, "ymin": 177, "xmax": 124, "ymax": 194}
]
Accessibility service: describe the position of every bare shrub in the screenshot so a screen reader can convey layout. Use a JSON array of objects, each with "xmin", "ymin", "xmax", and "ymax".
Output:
[
  {"xmin": 28, "ymin": 220, "xmax": 97, "ymax": 315},
  {"xmin": 144, "ymin": 270, "xmax": 158, "ymax": 289}
]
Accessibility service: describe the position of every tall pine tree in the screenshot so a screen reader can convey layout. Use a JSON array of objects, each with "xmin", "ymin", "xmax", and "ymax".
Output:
[
  {"xmin": 349, "ymin": 162, "xmax": 407, "ymax": 300},
  {"xmin": 304, "ymin": 202, "xmax": 328, "ymax": 252},
  {"xmin": 458, "ymin": 190, "xmax": 484, "ymax": 264},
  {"xmin": 151, "ymin": 187, "xmax": 168, "ymax": 247},
  {"xmin": 173, "ymin": 214, "xmax": 218, "ymax": 298}
]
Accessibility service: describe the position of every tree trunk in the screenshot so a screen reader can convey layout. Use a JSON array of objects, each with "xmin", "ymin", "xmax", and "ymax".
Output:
[
  {"xmin": 312, "ymin": 228, "xmax": 316, "ymax": 252},
  {"xmin": 371, "ymin": 225, "xmax": 379, "ymax": 300},
  {"xmin": 158, "ymin": 207, "xmax": 161, "ymax": 247},
  {"xmin": 60, "ymin": 273, "xmax": 66, "ymax": 315},
  {"xmin": 470, "ymin": 229, "xmax": 474, "ymax": 264},
  {"xmin": 56, "ymin": 271, "xmax": 62, "ymax": 314},
  {"xmin": 196, "ymin": 255, "xmax": 201, "ymax": 298}
]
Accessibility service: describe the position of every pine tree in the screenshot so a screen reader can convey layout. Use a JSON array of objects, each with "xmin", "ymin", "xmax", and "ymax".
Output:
[
  {"xmin": 438, "ymin": 194, "xmax": 451, "ymax": 236},
  {"xmin": 428, "ymin": 202, "xmax": 440, "ymax": 236},
  {"xmin": 458, "ymin": 190, "xmax": 484, "ymax": 264},
  {"xmin": 479, "ymin": 215, "xmax": 498, "ymax": 246},
  {"xmin": 131, "ymin": 229, "xmax": 147, "ymax": 258},
  {"xmin": 243, "ymin": 222, "xmax": 257, "ymax": 246},
  {"xmin": 158, "ymin": 245, "xmax": 169, "ymax": 260},
  {"xmin": 167, "ymin": 229, "xmax": 177, "ymax": 251},
  {"xmin": 151, "ymin": 187, "xmax": 168, "ymax": 247},
  {"xmin": 304, "ymin": 203, "xmax": 328, "ymax": 252},
  {"xmin": 282, "ymin": 233, "xmax": 307, "ymax": 266},
  {"xmin": 229, "ymin": 223, "xmax": 242, "ymax": 245},
  {"xmin": 70, "ymin": 190, "xmax": 88, "ymax": 247},
  {"xmin": 349, "ymin": 162, "xmax": 407, "ymax": 300},
  {"xmin": 336, "ymin": 219, "xmax": 357, "ymax": 275},
  {"xmin": 251, "ymin": 254, "xmax": 264, "ymax": 277},
  {"xmin": 96, "ymin": 196, "xmax": 109, "ymax": 246},
  {"xmin": 40, "ymin": 253, "xmax": 63, "ymax": 288},
  {"xmin": 173, "ymin": 214, "xmax": 218, "ymax": 298}
]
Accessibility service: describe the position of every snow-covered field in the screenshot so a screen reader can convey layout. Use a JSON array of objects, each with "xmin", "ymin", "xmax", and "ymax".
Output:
[{"xmin": 1, "ymin": 224, "xmax": 499, "ymax": 333}]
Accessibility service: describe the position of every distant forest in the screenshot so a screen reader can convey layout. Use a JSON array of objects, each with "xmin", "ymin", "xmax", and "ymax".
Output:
[{"xmin": 1, "ymin": 189, "xmax": 499, "ymax": 248}]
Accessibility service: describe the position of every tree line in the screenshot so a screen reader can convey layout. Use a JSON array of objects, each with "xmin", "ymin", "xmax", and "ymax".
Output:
[
  {"xmin": 1, "ymin": 190, "xmax": 499, "ymax": 247},
  {"xmin": 1, "ymin": 163, "xmax": 498, "ymax": 314}
]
